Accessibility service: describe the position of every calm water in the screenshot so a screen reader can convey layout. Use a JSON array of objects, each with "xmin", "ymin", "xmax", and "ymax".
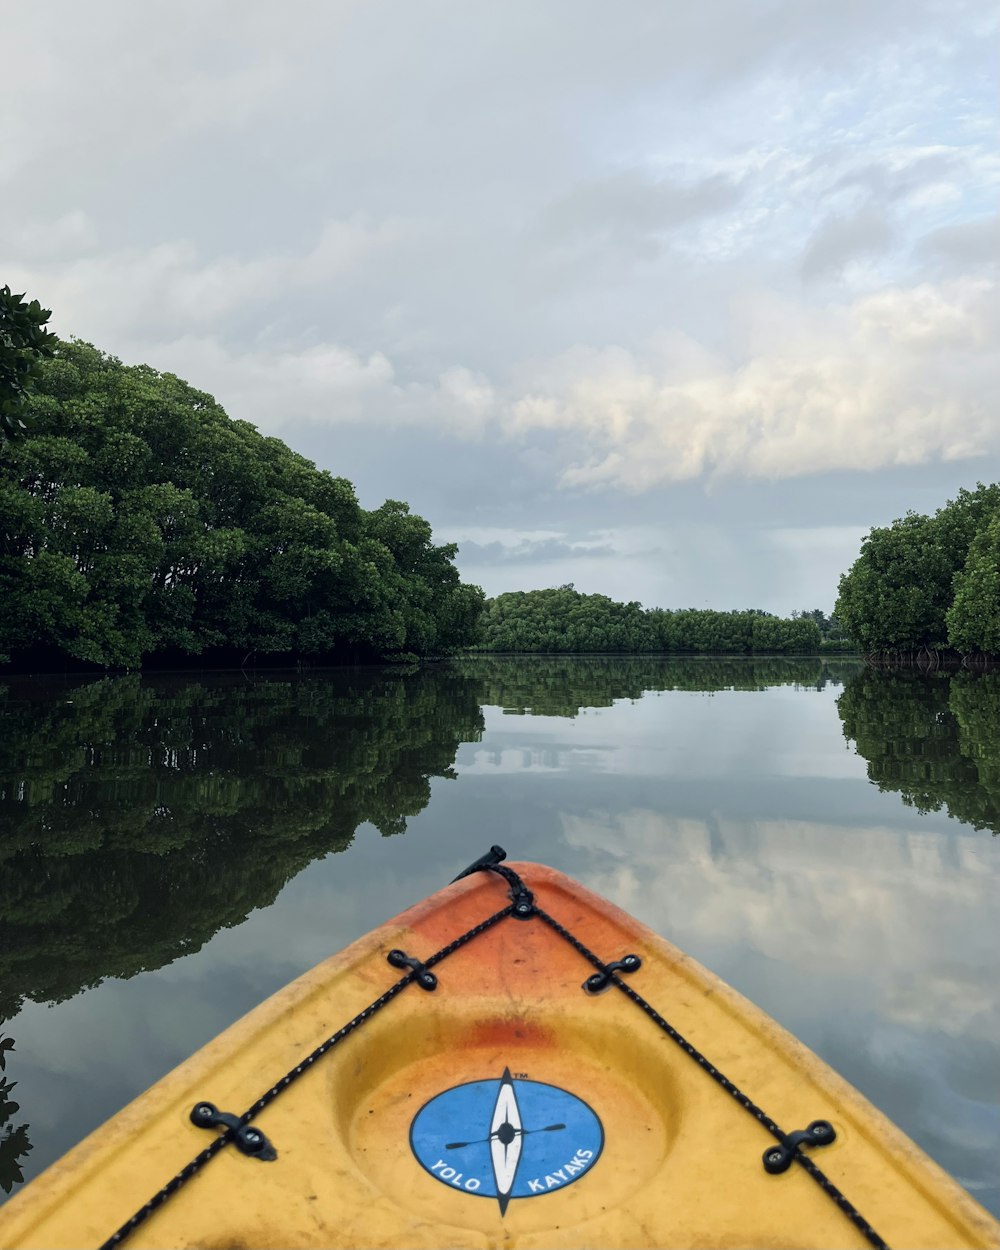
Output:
[{"xmin": 1, "ymin": 657, "xmax": 997, "ymax": 1216}]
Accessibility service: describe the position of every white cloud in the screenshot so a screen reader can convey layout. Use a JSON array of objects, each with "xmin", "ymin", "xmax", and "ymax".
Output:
[
  {"xmin": 800, "ymin": 205, "xmax": 893, "ymax": 279},
  {"xmin": 119, "ymin": 337, "xmax": 499, "ymax": 436},
  {"xmin": 2, "ymin": 0, "xmax": 997, "ymax": 611},
  {"xmin": 562, "ymin": 807, "xmax": 1000, "ymax": 1040},
  {"xmin": 5, "ymin": 218, "xmax": 404, "ymax": 342},
  {"xmin": 156, "ymin": 337, "xmax": 398, "ymax": 424},
  {"xmin": 3, "ymin": 211, "xmax": 99, "ymax": 261},
  {"xmin": 8, "ymin": 231, "xmax": 995, "ymax": 512},
  {"xmin": 436, "ymin": 367, "xmax": 497, "ymax": 429},
  {"xmin": 501, "ymin": 278, "xmax": 998, "ymax": 489},
  {"xmin": 918, "ymin": 214, "xmax": 1000, "ymax": 267}
]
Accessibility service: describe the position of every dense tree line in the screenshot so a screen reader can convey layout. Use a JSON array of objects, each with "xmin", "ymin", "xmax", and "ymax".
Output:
[
  {"xmin": 475, "ymin": 587, "xmax": 822, "ymax": 654},
  {"xmin": 838, "ymin": 668, "xmax": 999, "ymax": 835},
  {"xmin": 0, "ymin": 340, "xmax": 484, "ymax": 669},
  {"xmin": 790, "ymin": 608, "xmax": 855, "ymax": 651},
  {"xmin": 835, "ymin": 483, "xmax": 1000, "ymax": 660}
]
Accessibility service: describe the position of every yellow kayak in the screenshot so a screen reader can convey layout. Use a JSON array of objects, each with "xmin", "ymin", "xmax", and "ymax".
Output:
[{"xmin": 0, "ymin": 849, "xmax": 996, "ymax": 1250}]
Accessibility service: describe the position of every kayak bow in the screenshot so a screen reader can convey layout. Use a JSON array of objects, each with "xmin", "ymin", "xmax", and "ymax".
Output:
[{"xmin": 0, "ymin": 848, "xmax": 996, "ymax": 1249}]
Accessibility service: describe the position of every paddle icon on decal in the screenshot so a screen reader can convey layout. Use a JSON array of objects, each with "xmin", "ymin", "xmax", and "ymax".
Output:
[{"xmin": 410, "ymin": 1068, "xmax": 603, "ymax": 1214}]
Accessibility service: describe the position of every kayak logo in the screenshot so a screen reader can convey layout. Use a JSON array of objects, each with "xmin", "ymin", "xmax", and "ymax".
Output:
[{"xmin": 409, "ymin": 1068, "xmax": 603, "ymax": 1214}]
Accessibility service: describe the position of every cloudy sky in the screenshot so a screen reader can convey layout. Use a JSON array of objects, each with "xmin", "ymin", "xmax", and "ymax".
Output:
[{"xmin": 3, "ymin": 0, "xmax": 997, "ymax": 613}]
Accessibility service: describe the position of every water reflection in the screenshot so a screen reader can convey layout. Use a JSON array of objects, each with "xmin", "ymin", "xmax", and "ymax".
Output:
[
  {"xmin": 838, "ymin": 669, "xmax": 1000, "ymax": 835},
  {"xmin": 0, "ymin": 1034, "xmax": 32, "ymax": 1196},
  {"xmin": 560, "ymin": 803, "xmax": 997, "ymax": 1193},
  {"xmin": 0, "ymin": 658, "xmax": 996, "ymax": 1219},
  {"xmin": 4, "ymin": 658, "xmax": 995, "ymax": 1027},
  {"xmin": 0, "ymin": 669, "xmax": 484, "ymax": 1020},
  {"xmin": 452, "ymin": 654, "xmax": 853, "ymax": 716}
]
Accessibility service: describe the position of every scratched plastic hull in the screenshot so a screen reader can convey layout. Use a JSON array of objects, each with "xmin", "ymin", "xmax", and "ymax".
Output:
[{"xmin": 0, "ymin": 862, "xmax": 997, "ymax": 1250}]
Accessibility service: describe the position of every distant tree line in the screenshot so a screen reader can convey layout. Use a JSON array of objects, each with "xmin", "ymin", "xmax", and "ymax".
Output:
[
  {"xmin": 473, "ymin": 587, "xmax": 823, "ymax": 654},
  {"xmin": 0, "ymin": 340, "xmax": 484, "ymax": 669},
  {"xmin": 789, "ymin": 607, "xmax": 854, "ymax": 652},
  {"xmin": 836, "ymin": 483, "xmax": 1000, "ymax": 662}
]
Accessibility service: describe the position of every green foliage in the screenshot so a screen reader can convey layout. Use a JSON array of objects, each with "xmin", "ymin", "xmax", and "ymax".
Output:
[
  {"xmin": 476, "ymin": 588, "xmax": 656, "ymax": 653},
  {"xmin": 793, "ymin": 608, "xmax": 849, "ymax": 642},
  {"xmin": 817, "ymin": 638, "xmax": 859, "ymax": 654},
  {"xmin": 750, "ymin": 612, "xmax": 820, "ymax": 653},
  {"xmin": 946, "ymin": 512, "xmax": 1000, "ymax": 655},
  {"xmin": 837, "ymin": 667, "xmax": 1000, "ymax": 834},
  {"xmin": 0, "ymin": 341, "xmax": 484, "ymax": 667},
  {"xmin": 650, "ymin": 608, "xmax": 751, "ymax": 653},
  {"xmin": 835, "ymin": 483, "xmax": 1000, "ymax": 657},
  {"xmin": 474, "ymin": 588, "xmax": 822, "ymax": 654},
  {"xmin": 0, "ymin": 286, "xmax": 56, "ymax": 441}
]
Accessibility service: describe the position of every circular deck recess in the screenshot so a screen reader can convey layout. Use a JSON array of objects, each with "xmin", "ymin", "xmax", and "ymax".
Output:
[
  {"xmin": 336, "ymin": 1018, "xmax": 678, "ymax": 1235},
  {"xmin": 409, "ymin": 1069, "xmax": 604, "ymax": 1213}
]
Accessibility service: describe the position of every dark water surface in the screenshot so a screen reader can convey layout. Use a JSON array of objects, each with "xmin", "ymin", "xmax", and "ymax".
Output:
[{"xmin": 1, "ymin": 657, "xmax": 997, "ymax": 1215}]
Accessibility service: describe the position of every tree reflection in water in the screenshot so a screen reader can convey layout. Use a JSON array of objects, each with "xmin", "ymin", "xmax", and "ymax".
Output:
[
  {"xmin": 0, "ymin": 656, "xmax": 996, "ymax": 1204},
  {"xmin": 452, "ymin": 654, "xmax": 853, "ymax": 716},
  {"xmin": 838, "ymin": 668, "xmax": 1000, "ymax": 835},
  {"xmin": 0, "ymin": 657, "xmax": 862, "ymax": 1026},
  {"xmin": 0, "ymin": 1035, "xmax": 32, "ymax": 1195},
  {"xmin": 0, "ymin": 668, "xmax": 486, "ymax": 1022}
]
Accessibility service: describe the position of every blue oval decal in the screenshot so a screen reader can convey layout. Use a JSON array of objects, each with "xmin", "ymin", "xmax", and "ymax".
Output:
[{"xmin": 410, "ymin": 1067, "xmax": 603, "ymax": 1213}]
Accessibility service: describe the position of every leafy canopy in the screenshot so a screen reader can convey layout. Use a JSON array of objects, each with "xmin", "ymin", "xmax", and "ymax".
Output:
[
  {"xmin": 0, "ymin": 286, "xmax": 57, "ymax": 441},
  {"xmin": 475, "ymin": 587, "xmax": 822, "ymax": 654},
  {"xmin": 1, "ymin": 340, "xmax": 483, "ymax": 667},
  {"xmin": 835, "ymin": 483, "xmax": 1000, "ymax": 657}
]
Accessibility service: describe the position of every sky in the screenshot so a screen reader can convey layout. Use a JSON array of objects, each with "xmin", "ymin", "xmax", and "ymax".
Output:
[{"xmin": 2, "ymin": 0, "xmax": 997, "ymax": 614}]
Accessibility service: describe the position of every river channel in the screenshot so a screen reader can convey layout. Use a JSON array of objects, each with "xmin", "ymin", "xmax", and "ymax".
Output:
[{"xmin": 0, "ymin": 656, "xmax": 997, "ymax": 1216}]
